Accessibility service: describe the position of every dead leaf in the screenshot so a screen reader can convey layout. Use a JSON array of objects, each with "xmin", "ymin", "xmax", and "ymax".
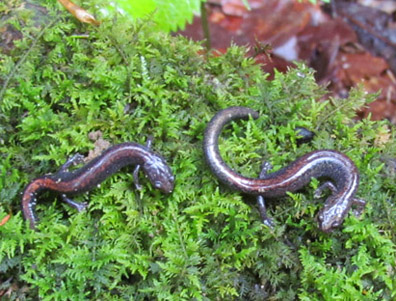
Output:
[
  {"xmin": 0, "ymin": 214, "xmax": 11, "ymax": 226},
  {"xmin": 374, "ymin": 125, "xmax": 391, "ymax": 147},
  {"xmin": 57, "ymin": 0, "xmax": 100, "ymax": 26},
  {"xmin": 86, "ymin": 131, "xmax": 111, "ymax": 161}
]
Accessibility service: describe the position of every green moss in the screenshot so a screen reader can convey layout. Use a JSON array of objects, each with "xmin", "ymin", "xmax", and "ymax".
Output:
[{"xmin": 0, "ymin": 0, "xmax": 395, "ymax": 299}]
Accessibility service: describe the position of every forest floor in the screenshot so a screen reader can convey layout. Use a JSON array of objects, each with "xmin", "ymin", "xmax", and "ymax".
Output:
[{"xmin": 178, "ymin": 0, "xmax": 396, "ymax": 123}]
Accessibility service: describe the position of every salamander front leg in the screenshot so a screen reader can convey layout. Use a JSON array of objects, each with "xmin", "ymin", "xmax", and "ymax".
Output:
[
  {"xmin": 132, "ymin": 136, "xmax": 154, "ymax": 190},
  {"xmin": 352, "ymin": 198, "xmax": 366, "ymax": 216},
  {"xmin": 132, "ymin": 166, "xmax": 142, "ymax": 191},
  {"xmin": 295, "ymin": 126, "xmax": 315, "ymax": 145},
  {"xmin": 257, "ymin": 161, "xmax": 275, "ymax": 228},
  {"xmin": 314, "ymin": 181, "xmax": 337, "ymax": 199},
  {"xmin": 59, "ymin": 153, "xmax": 85, "ymax": 172},
  {"xmin": 61, "ymin": 194, "xmax": 88, "ymax": 212}
]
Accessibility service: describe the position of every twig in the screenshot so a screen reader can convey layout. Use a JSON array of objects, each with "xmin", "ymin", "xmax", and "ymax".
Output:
[{"xmin": 200, "ymin": 2, "xmax": 211, "ymax": 51}]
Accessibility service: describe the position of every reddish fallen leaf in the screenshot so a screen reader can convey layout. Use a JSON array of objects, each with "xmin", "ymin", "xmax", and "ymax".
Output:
[
  {"xmin": 220, "ymin": 0, "xmax": 249, "ymax": 17},
  {"xmin": 240, "ymin": 0, "xmax": 314, "ymax": 47},
  {"xmin": 298, "ymin": 17, "xmax": 357, "ymax": 62},
  {"xmin": 0, "ymin": 214, "xmax": 11, "ymax": 226},
  {"xmin": 209, "ymin": 11, "xmax": 243, "ymax": 32},
  {"xmin": 335, "ymin": 51, "xmax": 395, "ymax": 98},
  {"xmin": 57, "ymin": 0, "xmax": 100, "ymax": 26},
  {"xmin": 362, "ymin": 99, "xmax": 396, "ymax": 123},
  {"xmin": 255, "ymin": 54, "xmax": 293, "ymax": 80},
  {"xmin": 209, "ymin": 0, "xmax": 265, "ymax": 17},
  {"xmin": 339, "ymin": 52, "xmax": 388, "ymax": 80}
]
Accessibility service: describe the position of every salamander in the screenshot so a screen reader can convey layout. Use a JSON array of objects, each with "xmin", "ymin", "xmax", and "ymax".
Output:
[
  {"xmin": 203, "ymin": 106, "xmax": 365, "ymax": 232},
  {"xmin": 22, "ymin": 142, "xmax": 174, "ymax": 229}
]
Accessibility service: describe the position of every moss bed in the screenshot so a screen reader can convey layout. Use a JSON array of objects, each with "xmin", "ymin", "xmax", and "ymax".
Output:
[{"xmin": 0, "ymin": 0, "xmax": 395, "ymax": 299}]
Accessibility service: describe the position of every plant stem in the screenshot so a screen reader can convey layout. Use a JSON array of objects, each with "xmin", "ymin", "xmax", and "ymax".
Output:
[{"xmin": 200, "ymin": 1, "xmax": 211, "ymax": 51}]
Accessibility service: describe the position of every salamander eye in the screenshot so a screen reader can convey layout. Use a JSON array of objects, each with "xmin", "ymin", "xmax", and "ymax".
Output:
[
  {"xmin": 331, "ymin": 221, "xmax": 340, "ymax": 228},
  {"xmin": 154, "ymin": 181, "xmax": 162, "ymax": 188},
  {"xmin": 318, "ymin": 214, "xmax": 324, "ymax": 222}
]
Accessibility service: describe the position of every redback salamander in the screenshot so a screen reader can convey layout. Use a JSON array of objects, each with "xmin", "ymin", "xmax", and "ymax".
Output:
[
  {"xmin": 22, "ymin": 142, "xmax": 174, "ymax": 229},
  {"xmin": 203, "ymin": 106, "xmax": 365, "ymax": 232}
]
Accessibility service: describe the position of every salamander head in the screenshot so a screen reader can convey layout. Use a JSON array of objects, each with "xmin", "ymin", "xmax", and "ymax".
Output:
[
  {"xmin": 317, "ymin": 196, "xmax": 350, "ymax": 232},
  {"xmin": 143, "ymin": 156, "xmax": 175, "ymax": 194}
]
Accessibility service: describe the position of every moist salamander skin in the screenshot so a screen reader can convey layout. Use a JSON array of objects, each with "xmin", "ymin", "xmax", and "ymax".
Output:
[
  {"xmin": 203, "ymin": 106, "xmax": 365, "ymax": 232},
  {"xmin": 22, "ymin": 142, "xmax": 175, "ymax": 229}
]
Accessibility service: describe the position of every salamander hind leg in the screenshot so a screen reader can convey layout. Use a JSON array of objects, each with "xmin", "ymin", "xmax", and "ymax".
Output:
[
  {"xmin": 133, "ymin": 166, "xmax": 142, "ymax": 190},
  {"xmin": 257, "ymin": 195, "xmax": 275, "ymax": 228},
  {"xmin": 61, "ymin": 194, "xmax": 88, "ymax": 212},
  {"xmin": 314, "ymin": 181, "xmax": 337, "ymax": 198},
  {"xmin": 257, "ymin": 161, "xmax": 275, "ymax": 228}
]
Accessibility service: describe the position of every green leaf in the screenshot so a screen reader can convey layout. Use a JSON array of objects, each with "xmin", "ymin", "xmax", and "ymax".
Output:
[
  {"xmin": 112, "ymin": 0, "xmax": 156, "ymax": 18},
  {"xmin": 112, "ymin": 0, "xmax": 204, "ymax": 32}
]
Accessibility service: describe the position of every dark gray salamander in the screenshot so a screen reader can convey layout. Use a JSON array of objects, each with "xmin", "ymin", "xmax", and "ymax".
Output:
[
  {"xmin": 203, "ymin": 106, "xmax": 365, "ymax": 232},
  {"xmin": 22, "ymin": 142, "xmax": 174, "ymax": 229}
]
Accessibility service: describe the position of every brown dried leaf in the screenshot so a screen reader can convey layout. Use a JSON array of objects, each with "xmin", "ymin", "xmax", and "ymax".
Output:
[
  {"xmin": 0, "ymin": 214, "xmax": 11, "ymax": 226},
  {"xmin": 86, "ymin": 131, "xmax": 111, "ymax": 161},
  {"xmin": 374, "ymin": 125, "xmax": 391, "ymax": 147},
  {"xmin": 57, "ymin": 0, "xmax": 100, "ymax": 26}
]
